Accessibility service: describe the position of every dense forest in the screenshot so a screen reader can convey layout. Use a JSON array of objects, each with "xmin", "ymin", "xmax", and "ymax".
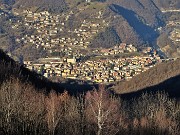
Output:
[
  {"xmin": 0, "ymin": 70, "xmax": 180, "ymax": 135},
  {"xmin": 0, "ymin": 81, "xmax": 180, "ymax": 135}
]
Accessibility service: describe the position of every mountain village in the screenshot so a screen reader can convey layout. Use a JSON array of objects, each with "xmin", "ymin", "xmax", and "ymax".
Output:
[
  {"xmin": 0, "ymin": 6, "xmax": 170, "ymax": 83},
  {"xmin": 9, "ymin": 9, "xmax": 163, "ymax": 83}
]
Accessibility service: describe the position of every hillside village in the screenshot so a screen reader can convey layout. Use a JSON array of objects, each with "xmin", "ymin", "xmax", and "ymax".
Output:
[
  {"xmin": 0, "ymin": 4, "xmax": 175, "ymax": 83},
  {"xmin": 24, "ymin": 43, "xmax": 161, "ymax": 83},
  {"xmin": 12, "ymin": 9, "xmax": 108, "ymax": 51},
  {"xmin": 2, "ymin": 6, "xmax": 163, "ymax": 83},
  {"xmin": 24, "ymin": 55, "xmax": 160, "ymax": 83}
]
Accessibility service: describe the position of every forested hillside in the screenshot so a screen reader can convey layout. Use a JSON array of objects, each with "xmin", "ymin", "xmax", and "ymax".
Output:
[
  {"xmin": 90, "ymin": 27, "xmax": 121, "ymax": 48},
  {"xmin": 109, "ymin": 0, "xmax": 165, "ymax": 28}
]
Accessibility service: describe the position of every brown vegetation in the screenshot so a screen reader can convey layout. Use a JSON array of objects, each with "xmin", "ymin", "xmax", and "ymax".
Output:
[
  {"xmin": 0, "ymin": 79, "xmax": 180, "ymax": 135},
  {"xmin": 0, "ymin": 49, "xmax": 179, "ymax": 134},
  {"xmin": 0, "ymin": 49, "xmax": 63, "ymax": 93}
]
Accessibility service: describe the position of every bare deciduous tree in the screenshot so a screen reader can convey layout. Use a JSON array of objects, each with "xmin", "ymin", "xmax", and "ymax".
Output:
[
  {"xmin": 85, "ymin": 85, "xmax": 119, "ymax": 135},
  {"xmin": 45, "ymin": 91, "xmax": 62, "ymax": 135},
  {"xmin": 0, "ymin": 79, "xmax": 24, "ymax": 134},
  {"xmin": 21, "ymin": 85, "xmax": 46, "ymax": 135},
  {"xmin": 45, "ymin": 91, "xmax": 70, "ymax": 135}
]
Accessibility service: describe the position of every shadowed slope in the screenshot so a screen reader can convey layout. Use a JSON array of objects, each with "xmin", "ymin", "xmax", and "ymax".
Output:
[
  {"xmin": 114, "ymin": 59, "xmax": 180, "ymax": 98},
  {"xmin": 0, "ymin": 49, "xmax": 64, "ymax": 93},
  {"xmin": 119, "ymin": 74, "xmax": 180, "ymax": 99},
  {"xmin": 109, "ymin": 4, "xmax": 159, "ymax": 44}
]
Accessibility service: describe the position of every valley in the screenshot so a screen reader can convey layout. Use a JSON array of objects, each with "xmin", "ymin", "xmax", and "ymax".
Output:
[
  {"xmin": 0, "ymin": 0, "xmax": 179, "ymax": 84},
  {"xmin": 0, "ymin": 1, "xmax": 180, "ymax": 135}
]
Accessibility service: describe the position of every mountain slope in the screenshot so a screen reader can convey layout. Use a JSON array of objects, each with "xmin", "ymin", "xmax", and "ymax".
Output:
[
  {"xmin": 113, "ymin": 59, "xmax": 180, "ymax": 97},
  {"xmin": 108, "ymin": 0, "xmax": 167, "ymax": 47},
  {"xmin": 109, "ymin": 4, "xmax": 158, "ymax": 46},
  {"xmin": 1, "ymin": 0, "xmax": 178, "ymax": 57},
  {"xmin": 13, "ymin": 0, "xmax": 68, "ymax": 13},
  {"xmin": 98, "ymin": 0, "xmax": 165, "ymax": 47},
  {"xmin": 153, "ymin": 0, "xmax": 180, "ymax": 9},
  {"xmin": 11, "ymin": 0, "xmax": 165, "ymax": 47},
  {"xmin": 0, "ymin": 49, "xmax": 63, "ymax": 92},
  {"xmin": 90, "ymin": 27, "xmax": 121, "ymax": 48},
  {"xmin": 109, "ymin": 0, "xmax": 164, "ymax": 28}
]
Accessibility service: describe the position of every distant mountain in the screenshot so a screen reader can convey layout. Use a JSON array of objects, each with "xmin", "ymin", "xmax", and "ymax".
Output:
[
  {"xmin": 113, "ymin": 59, "xmax": 180, "ymax": 98},
  {"xmin": 109, "ymin": 0, "xmax": 168, "ymax": 47},
  {"xmin": 109, "ymin": 0, "xmax": 164, "ymax": 28},
  {"xmin": 93, "ymin": 0, "xmax": 167, "ymax": 48}
]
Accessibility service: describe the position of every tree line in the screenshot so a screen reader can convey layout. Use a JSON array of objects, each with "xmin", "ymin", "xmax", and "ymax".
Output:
[{"xmin": 0, "ymin": 78, "xmax": 180, "ymax": 135}]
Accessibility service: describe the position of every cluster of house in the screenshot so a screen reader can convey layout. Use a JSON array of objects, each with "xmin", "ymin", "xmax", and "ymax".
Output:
[
  {"xmin": 100, "ymin": 43, "xmax": 138, "ymax": 55},
  {"xmin": 24, "ymin": 54, "xmax": 160, "ymax": 83},
  {"xmin": 12, "ymin": 9, "xmax": 108, "ymax": 51},
  {"xmin": 170, "ymin": 29, "xmax": 180, "ymax": 42},
  {"xmin": 5, "ymin": 8, "xmax": 163, "ymax": 83}
]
